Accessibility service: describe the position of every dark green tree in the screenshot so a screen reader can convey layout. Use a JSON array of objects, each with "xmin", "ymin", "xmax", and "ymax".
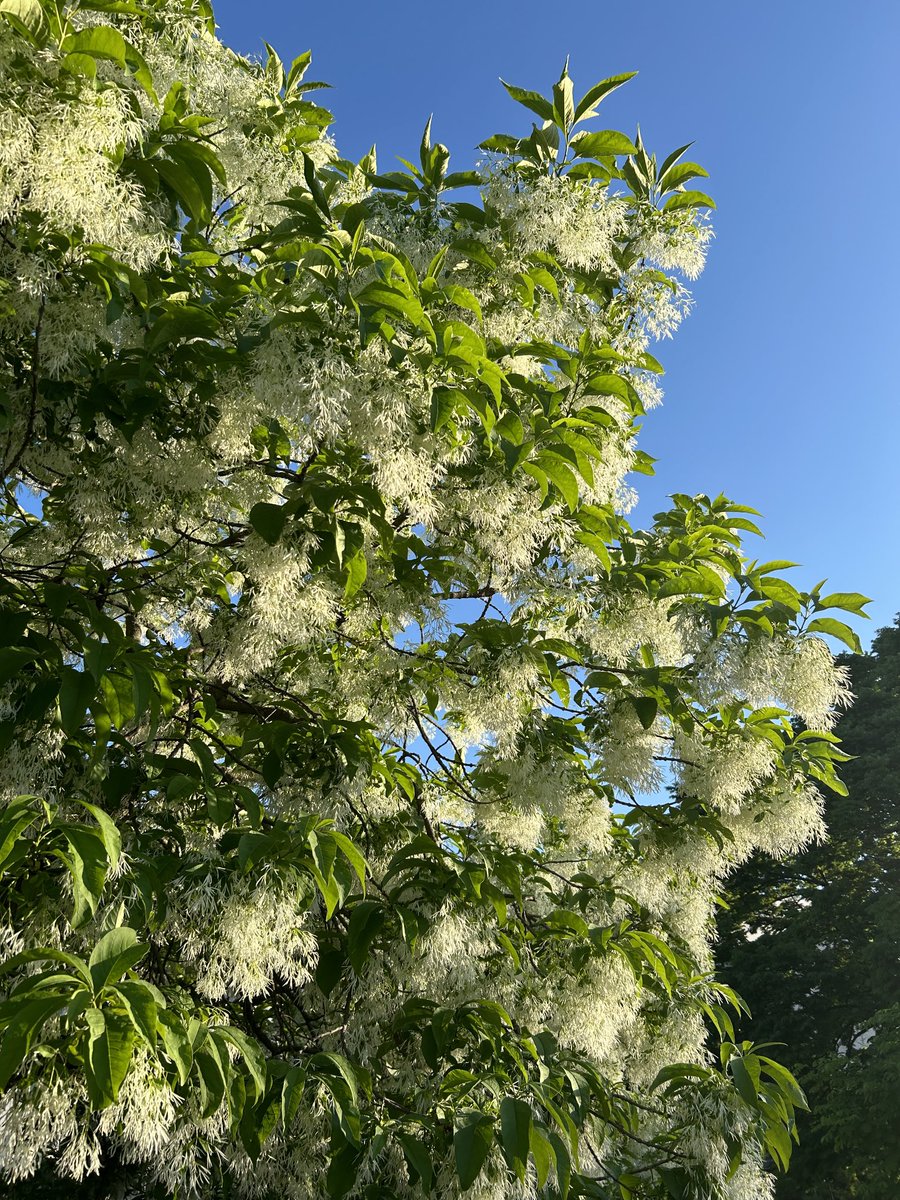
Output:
[{"xmin": 716, "ymin": 617, "xmax": 900, "ymax": 1199}]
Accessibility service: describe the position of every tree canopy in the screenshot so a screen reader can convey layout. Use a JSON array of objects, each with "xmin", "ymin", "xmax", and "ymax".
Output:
[
  {"xmin": 716, "ymin": 619, "xmax": 900, "ymax": 1199},
  {"xmin": 0, "ymin": 1, "xmax": 869, "ymax": 1197}
]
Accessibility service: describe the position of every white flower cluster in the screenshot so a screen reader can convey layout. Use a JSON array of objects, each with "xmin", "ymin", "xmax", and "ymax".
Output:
[
  {"xmin": 0, "ymin": 74, "xmax": 167, "ymax": 271},
  {"xmin": 485, "ymin": 171, "xmax": 626, "ymax": 272},
  {"xmin": 735, "ymin": 635, "xmax": 854, "ymax": 729},
  {"xmin": 166, "ymin": 872, "xmax": 318, "ymax": 1000},
  {"xmin": 0, "ymin": 1080, "xmax": 89, "ymax": 1183},
  {"xmin": 677, "ymin": 727, "xmax": 779, "ymax": 813}
]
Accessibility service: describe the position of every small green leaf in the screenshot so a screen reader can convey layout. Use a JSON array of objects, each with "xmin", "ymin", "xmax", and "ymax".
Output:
[
  {"xmin": 478, "ymin": 133, "xmax": 519, "ymax": 153},
  {"xmin": 731, "ymin": 1055, "xmax": 758, "ymax": 1106},
  {"xmin": 61, "ymin": 25, "xmax": 128, "ymax": 67},
  {"xmin": 442, "ymin": 284, "xmax": 483, "ymax": 322},
  {"xmin": 113, "ymin": 980, "xmax": 158, "ymax": 1048},
  {"xmin": 194, "ymin": 1046, "xmax": 227, "ymax": 1117},
  {"xmin": 326, "ymin": 1141, "xmax": 362, "ymax": 1198},
  {"xmin": 663, "ymin": 190, "xmax": 716, "ymax": 211},
  {"xmin": 499, "ymin": 80, "xmax": 554, "ymax": 123},
  {"xmin": 499, "ymin": 1097, "xmax": 532, "ymax": 1181},
  {"xmin": 570, "ymin": 130, "xmax": 638, "ymax": 158},
  {"xmin": 398, "ymin": 1131, "xmax": 434, "ymax": 1191},
  {"xmin": 59, "ymin": 667, "xmax": 96, "ymax": 735},
  {"xmin": 0, "ymin": 0, "xmax": 48, "ymax": 45},
  {"xmin": 347, "ymin": 900, "xmax": 384, "ymax": 974},
  {"xmin": 659, "ymin": 161, "xmax": 709, "ymax": 191},
  {"xmin": 248, "ymin": 502, "xmax": 288, "ymax": 546},
  {"xmin": 817, "ymin": 591, "xmax": 871, "ymax": 615},
  {"xmin": 0, "ymin": 997, "xmax": 66, "ymax": 1087},
  {"xmin": 84, "ymin": 1007, "xmax": 135, "ymax": 1108},
  {"xmin": 495, "ymin": 411, "xmax": 525, "ymax": 445},
  {"xmin": 76, "ymin": 801, "xmax": 121, "ymax": 872},
  {"xmin": 529, "ymin": 1124, "xmax": 555, "ymax": 1189},
  {"xmin": 805, "ymin": 618, "xmax": 862, "ymax": 654},
  {"xmin": 217, "ymin": 1027, "xmax": 267, "ymax": 1097},
  {"xmin": 454, "ymin": 1113, "xmax": 494, "ymax": 1190},
  {"xmin": 573, "ymin": 72, "xmax": 637, "ymax": 123},
  {"xmin": 630, "ymin": 695, "xmax": 658, "ymax": 730},
  {"xmin": 330, "ymin": 830, "xmax": 367, "ymax": 891},
  {"xmin": 281, "ymin": 1064, "xmax": 307, "ymax": 1129},
  {"xmin": 88, "ymin": 927, "xmax": 147, "ymax": 992},
  {"xmin": 343, "ymin": 548, "xmax": 367, "ymax": 598},
  {"xmin": 532, "ymin": 455, "xmax": 579, "ymax": 511},
  {"xmin": 158, "ymin": 1010, "xmax": 193, "ymax": 1084},
  {"xmin": 430, "ymin": 387, "xmax": 458, "ymax": 433}
]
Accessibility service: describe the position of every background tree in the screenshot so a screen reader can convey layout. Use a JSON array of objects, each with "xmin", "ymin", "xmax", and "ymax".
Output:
[
  {"xmin": 716, "ymin": 619, "xmax": 900, "ymax": 1199},
  {"xmin": 0, "ymin": 1, "xmax": 868, "ymax": 1197}
]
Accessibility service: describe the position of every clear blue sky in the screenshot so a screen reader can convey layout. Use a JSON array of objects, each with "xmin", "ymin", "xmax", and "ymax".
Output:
[{"xmin": 216, "ymin": 0, "xmax": 900, "ymax": 643}]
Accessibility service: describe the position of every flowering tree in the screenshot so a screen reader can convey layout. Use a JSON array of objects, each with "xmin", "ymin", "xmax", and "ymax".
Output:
[
  {"xmin": 717, "ymin": 621, "xmax": 900, "ymax": 1200},
  {"xmin": 0, "ymin": 1, "xmax": 869, "ymax": 1197}
]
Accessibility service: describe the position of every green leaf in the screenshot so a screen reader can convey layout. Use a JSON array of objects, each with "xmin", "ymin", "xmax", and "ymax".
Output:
[
  {"xmin": 657, "ymin": 142, "xmax": 694, "ymax": 179},
  {"xmin": 347, "ymin": 900, "xmax": 384, "ymax": 974},
  {"xmin": 544, "ymin": 909, "xmax": 590, "ymax": 938},
  {"xmin": 398, "ymin": 1131, "xmax": 433, "ymax": 1191},
  {"xmin": 442, "ymin": 284, "xmax": 483, "ymax": 322},
  {"xmin": 343, "ymin": 548, "xmax": 367, "ymax": 598},
  {"xmin": 311, "ymin": 1051, "xmax": 358, "ymax": 1100},
  {"xmin": 61, "ymin": 25, "xmax": 128, "ymax": 68},
  {"xmin": 88, "ymin": 927, "xmax": 147, "ymax": 992},
  {"xmin": 731, "ymin": 1055, "xmax": 759, "ymax": 1105},
  {"xmin": 547, "ymin": 1129, "xmax": 571, "ymax": 1199},
  {"xmin": 76, "ymin": 801, "xmax": 121, "ymax": 872},
  {"xmin": 59, "ymin": 667, "xmax": 96, "ymax": 735},
  {"xmin": 573, "ymin": 72, "xmax": 637, "ymax": 123},
  {"xmin": 158, "ymin": 1010, "xmax": 193, "ymax": 1084},
  {"xmin": 430, "ymin": 387, "xmax": 458, "ymax": 433},
  {"xmin": 84, "ymin": 1007, "xmax": 135, "ymax": 1108},
  {"xmin": 552, "ymin": 69, "xmax": 575, "ymax": 131},
  {"xmin": 281, "ymin": 1064, "xmax": 307, "ymax": 1129},
  {"xmin": 630, "ymin": 695, "xmax": 658, "ymax": 730},
  {"xmin": 499, "ymin": 1097, "xmax": 532, "ymax": 1180},
  {"xmin": 817, "ymin": 591, "xmax": 871, "ymax": 615},
  {"xmin": 659, "ymin": 161, "xmax": 709, "ymax": 191},
  {"xmin": 217, "ymin": 1027, "xmax": 267, "ymax": 1097},
  {"xmin": 443, "ymin": 170, "xmax": 482, "ymax": 190},
  {"xmin": 303, "ymin": 151, "xmax": 331, "ymax": 217},
  {"xmin": 570, "ymin": 130, "xmax": 638, "ymax": 158},
  {"xmin": 529, "ymin": 1124, "xmax": 555, "ymax": 1189},
  {"xmin": 356, "ymin": 282, "xmax": 430, "ymax": 335},
  {"xmin": 248, "ymin": 502, "xmax": 288, "ymax": 546},
  {"xmin": 326, "ymin": 1141, "xmax": 361, "ymax": 1198},
  {"xmin": 330, "ymin": 830, "xmax": 367, "ymax": 891},
  {"xmin": 194, "ymin": 1046, "xmax": 227, "ymax": 1117},
  {"xmin": 113, "ymin": 980, "xmax": 158, "ymax": 1048},
  {"xmin": 499, "ymin": 80, "xmax": 554, "ymax": 123},
  {"xmin": 0, "ymin": 0, "xmax": 48, "ymax": 45},
  {"xmin": 0, "ymin": 799, "xmax": 38, "ymax": 874},
  {"xmin": 805, "ymin": 618, "xmax": 862, "ymax": 654},
  {"xmin": 495, "ymin": 411, "xmax": 525, "ymax": 445},
  {"xmin": 758, "ymin": 1056, "xmax": 809, "ymax": 1111},
  {"xmin": 531, "ymin": 455, "xmax": 579, "ymax": 511},
  {"xmin": 57, "ymin": 826, "xmax": 108, "ymax": 927},
  {"xmin": 153, "ymin": 155, "xmax": 207, "ymax": 223},
  {"xmin": 663, "ymin": 190, "xmax": 716, "ymax": 211},
  {"xmin": 454, "ymin": 1112, "xmax": 494, "ymax": 1190},
  {"xmin": 0, "ymin": 996, "xmax": 66, "ymax": 1087},
  {"xmin": 478, "ymin": 133, "xmax": 519, "ymax": 153}
]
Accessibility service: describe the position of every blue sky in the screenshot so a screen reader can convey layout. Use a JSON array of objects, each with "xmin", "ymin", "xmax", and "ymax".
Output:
[{"xmin": 217, "ymin": 0, "xmax": 900, "ymax": 643}]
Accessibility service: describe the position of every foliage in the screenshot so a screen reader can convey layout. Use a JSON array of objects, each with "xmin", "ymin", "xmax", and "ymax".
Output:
[
  {"xmin": 716, "ymin": 619, "xmax": 900, "ymax": 1199},
  {"xmin": 0, "ymin": 2, "xmax": 868, "ymax": 1197}
]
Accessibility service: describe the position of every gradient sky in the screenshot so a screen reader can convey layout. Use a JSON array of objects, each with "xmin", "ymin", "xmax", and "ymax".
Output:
[{"xmin": 216, "ymin": 0, "xmax": 900, "ymax": 644}]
